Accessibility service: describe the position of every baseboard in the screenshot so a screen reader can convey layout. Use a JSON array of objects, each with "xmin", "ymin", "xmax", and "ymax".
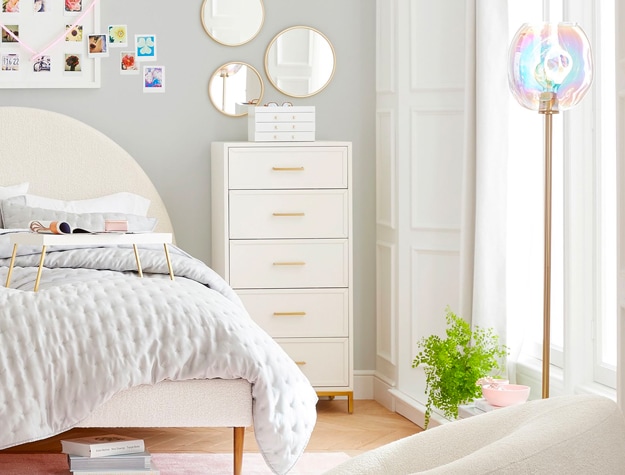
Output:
[
  {"xmin": 353, "ymin": 370, "xmax": 375, "ymax": 399},
  {"xmin": 354, "ymin": 372, "xmax": 446, "ymax": 429}
]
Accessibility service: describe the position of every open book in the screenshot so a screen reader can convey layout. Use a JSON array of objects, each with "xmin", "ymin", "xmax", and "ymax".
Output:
[{"xmin": 29, "ymin": 220, "xmax": 128, "ymax": 234}]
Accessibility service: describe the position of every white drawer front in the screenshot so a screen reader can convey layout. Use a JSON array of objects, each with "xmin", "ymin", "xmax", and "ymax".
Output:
[
  {"xmin": 229, "ymin": 240, "xmax": 348, "ymax": 289},
  {"xmin": 252, "ymin": 111, "xmax": 315, "ymax": 123},
  {"xmin": 279, "ymin": 339, "xmax": 349, "ymax": 387},
  {"xmin": 254, "ymin": 122, "xmax": 315, "ymax": 132},
  {"xmin": 238, "ymin": 289, "xmax": 349, "ymax": 337},
  {"xmin": 249, "ymin": 131, "xmax": 316, "ymax": 142},
  {"xmin": 228, "ymin": 147, "xmax": 348, "ymax": 189},
  {"xmin": 229, "ymin": 190, "xmax": 349, "ymax": 239}
]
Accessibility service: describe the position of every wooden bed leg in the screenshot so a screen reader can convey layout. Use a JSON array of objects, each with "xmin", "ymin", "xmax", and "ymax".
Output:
[{"xmin": 233, "ymin": 426, "xmax": 245, "ymax": 475}]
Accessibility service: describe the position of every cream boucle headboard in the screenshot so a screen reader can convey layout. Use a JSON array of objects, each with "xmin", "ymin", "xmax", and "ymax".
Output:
[{"xmin": 0, "ymin": 106, "xmax": 173, "ymax": 234}]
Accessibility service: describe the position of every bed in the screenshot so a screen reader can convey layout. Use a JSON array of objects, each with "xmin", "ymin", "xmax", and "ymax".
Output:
[{"xmin": 0, "ymin": 106, "xmax": 318, "ymax": 475}]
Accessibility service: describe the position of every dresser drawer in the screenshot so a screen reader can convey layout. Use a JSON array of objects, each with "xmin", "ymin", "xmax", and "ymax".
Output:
[
  {"xmin": 229, "ymin": 190, "xmax": 349, "ymax": 239},
  {"xmin": 238, "ymin": 289, "xmax": 349, "ymax": 337},
  {"xmin": 279, "ymin": 338, "xmax": 349, "ymax": 387},
  {"xmin": 250, "ymin": 131, "xmax": 316, "ymax": 142},
  {"xmin": 228, "ymin": 147, "xmax": 348, "ymax": 189},
  {"xmin": 250, "ymin": 107, "xmax": 315, "ymax": 124},
  {"xmin": 229, "ymin": 239, "xmax": 349, "ymax": 288},
  {"xmin": 254, "ymin": 122, "xmax": 315, "ymax": 132}
]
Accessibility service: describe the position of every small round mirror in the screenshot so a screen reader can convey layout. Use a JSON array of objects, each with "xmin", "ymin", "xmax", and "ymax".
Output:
[
  {"xmin": 264, "ymin": 26, "xmax": 336, "ymax": 98},
  {"xmin": 208, "ymin": 62, "xmax": 264, "ymax": 117},
  {"xmin": 201, "ymin": 0, "xmax": 264, "ymax": 46}
]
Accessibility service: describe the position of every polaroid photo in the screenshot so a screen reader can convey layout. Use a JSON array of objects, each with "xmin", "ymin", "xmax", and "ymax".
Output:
[
  {"xmin": 135, "ymin": 34, "xmax": 156, "ymax": 62},
  {"xmin": 64, "ymin": 53, "xmax": 82, "ymax": 74},
  {"xmin": 34, "ymin": 0, "xmax": 48, "ymax": 12},
  {"xmin": 2, "ymin": 0, "xmax": 19, "ymax": 13},
  {"xmin": 143, "ymin": 65, "xmax": 165, "ymax": 93},
  {"xmin": 64, "ymin": 0, "xmax": 81, "ymax": 15},
  {"xmin": 88, "ymin": 34, "xmax": 109, "ymax": 58},
  {"xmin": 1, "ymin": 53, "xmax": 19, "ymax": 72},
  {"xmin": 120, "ymin": 51, "xmax": 139, "ymax": 75},
  {"xmin": 108, "ymin": 25, "xmax": 128, "ymax": 48},
  {"xmin": 33, "ymin": 55, "xmax": 51, "ymax": 73},
  {"xmin": 66, "ymin": 25, "xmax": 83, "ymax": 42},
  {"xmin": 1, "ymin": 25, "xmax": 19, "ymax": 43}
]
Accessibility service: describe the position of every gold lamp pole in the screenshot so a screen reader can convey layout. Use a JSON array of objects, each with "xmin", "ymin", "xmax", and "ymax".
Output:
[
  {"xmin": 539, "ymin": 91, "xmax": 557, "ymax": 398},
  {"xmin": 508, "ymin": 23, "xmax": 592, "ymax": 399}
]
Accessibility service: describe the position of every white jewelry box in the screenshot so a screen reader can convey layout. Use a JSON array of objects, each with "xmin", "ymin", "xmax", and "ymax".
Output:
[{"xmin": 248, "ymin": 106, "xmax": 315, "ymax": 142}]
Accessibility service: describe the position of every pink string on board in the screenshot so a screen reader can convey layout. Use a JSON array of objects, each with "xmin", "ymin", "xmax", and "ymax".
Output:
[{"xmin": 0, "ymin": 0, "xmax": 101, "ymax": 62}]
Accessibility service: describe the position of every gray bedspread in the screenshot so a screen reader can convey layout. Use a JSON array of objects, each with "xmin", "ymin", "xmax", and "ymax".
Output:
[{"xmin": 0, "ymin": 232, "xmax": 317, "ymax": 474}]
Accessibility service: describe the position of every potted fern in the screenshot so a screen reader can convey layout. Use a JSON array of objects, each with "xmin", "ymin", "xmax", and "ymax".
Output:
[{"xmin": 412, "ymin": 306, "xmax": 508, "ymax": 428}]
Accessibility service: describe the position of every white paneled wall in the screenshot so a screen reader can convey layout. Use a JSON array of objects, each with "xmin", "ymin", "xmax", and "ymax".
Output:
[{"xmin": 375, "ymin": 0, "xmax": 468, "ymax": 424}]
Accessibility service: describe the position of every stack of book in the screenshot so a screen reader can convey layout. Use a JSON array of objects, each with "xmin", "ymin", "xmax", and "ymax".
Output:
[{"xmin": 61, "ymin": 434, "xmax": 159, "ymax": 474}]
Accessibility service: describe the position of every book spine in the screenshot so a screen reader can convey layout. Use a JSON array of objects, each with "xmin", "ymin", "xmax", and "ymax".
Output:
[
  {"xmin": 70, "ymin": 469, "xmax": 158, "ymax": 475},
  {"xmin": 90, "ymin": 441, "xmax": 145, "ymax": 457}
]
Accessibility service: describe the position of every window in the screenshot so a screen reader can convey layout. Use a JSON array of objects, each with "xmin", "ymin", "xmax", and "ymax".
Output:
[{"xmin": 506, "ymin": 0, "xmax": 616, "ymax": 393}]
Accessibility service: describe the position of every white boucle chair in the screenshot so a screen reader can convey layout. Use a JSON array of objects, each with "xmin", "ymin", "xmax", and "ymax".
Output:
[{"xmin": 325, "ymin": 395, "xmax": 625, "ymax": 474}]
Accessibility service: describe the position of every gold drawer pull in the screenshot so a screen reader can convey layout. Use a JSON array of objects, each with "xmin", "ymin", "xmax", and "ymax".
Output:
[
  {"xmin": 273, "ymin": 261, "xmax": 306, "ymax": 266},
  {"xmin": 272, "ymin": 166, "xmax": 304, "ymax": 171},
  {"xmin": 273, "ymin": 312, "xmax": 307, "ymax": 316},
  {"xmin": 272, "ymin": 212, "xmax": 305, "ymax": 217},
  {"xmin": 295, "ymin": 361, "xmax": 307, "ymax": 366}
]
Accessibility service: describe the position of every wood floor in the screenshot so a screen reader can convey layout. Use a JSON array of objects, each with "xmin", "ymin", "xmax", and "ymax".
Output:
[{"xmin": 0, "ymin": 399, "xmax": 422, "ymax": 457}]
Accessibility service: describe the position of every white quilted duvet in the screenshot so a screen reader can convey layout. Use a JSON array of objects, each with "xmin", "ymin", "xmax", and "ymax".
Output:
[{"xmin": 0, "ymin": 231, "xmax": 318, "ymax": 475}]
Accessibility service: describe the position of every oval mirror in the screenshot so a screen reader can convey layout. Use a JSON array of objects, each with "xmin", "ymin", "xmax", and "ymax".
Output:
[
  {"xmin": 208, "ymin": 62, "xmax": 264, "ymax": 117},
  {"xmin": 264, "ymin": 26, "xmax": 336, "ymax": 98},
  {"xmin": 201, "ymin": 0, "xmax": 264, "ymax": 46}
]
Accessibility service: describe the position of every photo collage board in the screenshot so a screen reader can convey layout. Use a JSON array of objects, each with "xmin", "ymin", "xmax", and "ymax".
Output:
[{"xmin": 0, "ymin": 0, "xmax": 101, "ymax": 88}]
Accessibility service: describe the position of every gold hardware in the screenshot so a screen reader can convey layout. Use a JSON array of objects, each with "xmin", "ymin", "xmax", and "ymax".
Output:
[
  {"xmin": 272, "ymin": 212, "xmax": 305, "ymax": 217},
  {"xmin": 273, "ymin": 312, "xmax": 306, "ymax": 316},
  {"xmin": 272, "ymin": 166, "xmax": 304, "ymax": 171},
  {"xmin": 295, "ymin": 361, "xmax": 307, "ymax": 366},
  {"xmin": 273, "ymin": 261, "xmax": 306, "ymax": 266}
]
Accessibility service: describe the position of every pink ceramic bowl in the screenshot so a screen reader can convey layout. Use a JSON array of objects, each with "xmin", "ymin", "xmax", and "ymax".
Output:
[{"xmin": 482, "ymin": 384, "xmax": 530, "ymax": 407}]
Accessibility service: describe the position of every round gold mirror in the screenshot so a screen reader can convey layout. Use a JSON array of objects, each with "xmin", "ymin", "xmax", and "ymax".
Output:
[
  {"xmin": 201, "ymin": 0, "xmax": 264, "ymax": 46},
  {"xmin": 264, "ymin": 26, "xmax": 336, "ymax": 98},
  {"xmin": 208, "ymin": 62, "xmax": 264, "ymax": 117}
]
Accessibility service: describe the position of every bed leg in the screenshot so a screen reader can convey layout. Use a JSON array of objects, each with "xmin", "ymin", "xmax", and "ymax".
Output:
[{"xmin": 233, "ymin": 426, "xmax": 245, "ymax": 475}]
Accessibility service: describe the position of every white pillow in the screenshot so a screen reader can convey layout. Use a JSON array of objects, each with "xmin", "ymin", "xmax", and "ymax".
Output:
[
  {"xmin": 0, "ymin": 182, "xmax": 29, "ymax": 200},
  {"xmin": 16, "ymin": 192, "xmax": 151, "ymax": 216},
  {"xmin": 0, "ymin": 199, "xmax": 158, "ymax": 233},
  {"xmin": 0, "ymin": 182, "xmax": 29, "ymax": 228}
]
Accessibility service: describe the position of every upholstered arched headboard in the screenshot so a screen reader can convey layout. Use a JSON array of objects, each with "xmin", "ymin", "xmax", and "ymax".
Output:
[{"xmin": 0, "ymin": 107, "xmax": 173, "ymax": 234}]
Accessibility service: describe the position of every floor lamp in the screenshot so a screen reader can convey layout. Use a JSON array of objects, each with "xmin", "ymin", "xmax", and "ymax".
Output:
[{"xmin": 507, "ymin": 23, "xmax": 593, "ymax": 398}]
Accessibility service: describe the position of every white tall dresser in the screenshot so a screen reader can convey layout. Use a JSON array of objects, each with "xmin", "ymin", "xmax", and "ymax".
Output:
[{"xmin": 211, "ymin": 141, "xmax": 353, "ymax": 412}]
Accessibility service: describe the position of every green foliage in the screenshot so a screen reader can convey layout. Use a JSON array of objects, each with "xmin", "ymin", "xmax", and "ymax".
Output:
[{"xmin": 412, "ymin": 307, "xmax": 508, "ymax": 429}]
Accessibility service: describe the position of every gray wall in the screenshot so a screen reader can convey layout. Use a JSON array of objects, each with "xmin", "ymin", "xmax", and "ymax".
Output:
[{"xmin": 0, "ymin": 0, "xmax": 376, "ymax": 372}]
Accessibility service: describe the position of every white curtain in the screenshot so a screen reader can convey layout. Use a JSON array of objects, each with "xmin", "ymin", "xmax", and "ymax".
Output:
[{"xmin": 462, "ymin": 1, "xmax": 524, "ymax": 373}]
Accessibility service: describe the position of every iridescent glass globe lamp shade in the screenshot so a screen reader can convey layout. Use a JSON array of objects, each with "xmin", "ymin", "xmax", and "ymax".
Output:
[{"xmin": 508, "ymin": 23, "xmax": 593, "ymax": 399}]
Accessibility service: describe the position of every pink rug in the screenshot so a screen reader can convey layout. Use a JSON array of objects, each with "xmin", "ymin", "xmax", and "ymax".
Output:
[{"xmin": 0, "ymin": 452, "xmax": 351, "ymax": 474}]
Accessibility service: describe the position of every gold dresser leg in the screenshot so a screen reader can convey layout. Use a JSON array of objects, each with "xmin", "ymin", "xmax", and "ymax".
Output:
[{"xmin": 317, "ymin": 391, "xmax": 354, "ymax": 414}]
